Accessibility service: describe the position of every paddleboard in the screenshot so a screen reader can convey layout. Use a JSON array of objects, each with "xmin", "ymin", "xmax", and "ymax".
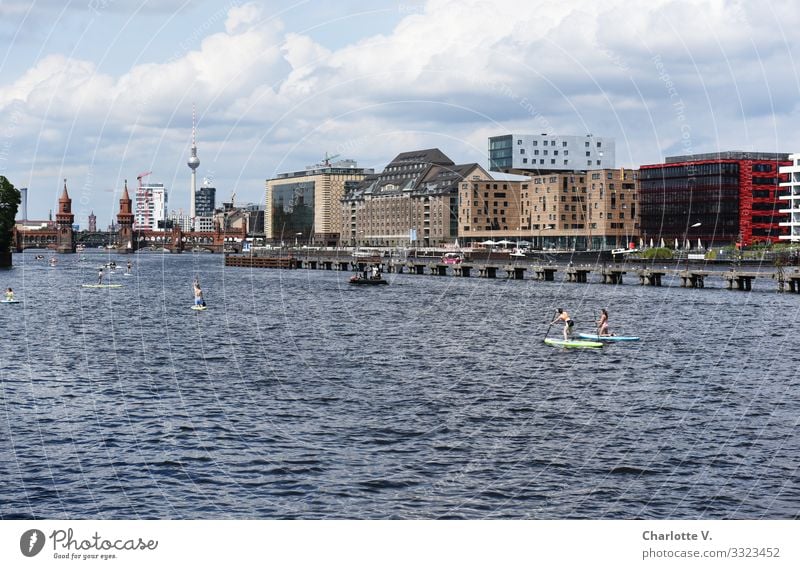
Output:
[
  {"xmin": 191, "ymin": 305, "xmax": 208, "ymax": 311},
  {"xmin": 544, "ymin": 338, "xmax": 603, "ymax": 349},
  {"xmin": 578, "ymin": 333, "xmax": 640, "ymax": 342},
  {"xmin": 1, "ymin": 299, "xmax": 20, "ymax": 304},
  {"xmin": 81, "ymin": 284, "xmax": 123, "ymax": 288}
]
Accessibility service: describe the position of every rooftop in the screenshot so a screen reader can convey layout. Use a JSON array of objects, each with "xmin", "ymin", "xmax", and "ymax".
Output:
[{"xmin": 664, "ymin": 151, "xmax": 791, "ymax": 163}]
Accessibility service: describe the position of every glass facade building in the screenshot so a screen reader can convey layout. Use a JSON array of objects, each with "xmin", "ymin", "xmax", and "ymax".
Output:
[
  {"xmin": 639, "ymin": 153, "xmax": 790, "ymax": 246},
  {"xmin": 195, "ymin": 186, "xmax": 216, "ymax": 217},
  {"xmin": 270, "ymin": 181, "xmax": 315, "ymax": 241}
]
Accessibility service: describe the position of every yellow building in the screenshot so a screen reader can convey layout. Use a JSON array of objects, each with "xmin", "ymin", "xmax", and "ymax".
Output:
[{"xmin": 265, "ymin": 159, "xmax": 372, "ymax": 246}]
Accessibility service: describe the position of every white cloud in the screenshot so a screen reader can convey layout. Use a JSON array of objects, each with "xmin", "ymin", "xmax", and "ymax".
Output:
[{"xmin": 2, "ymin": 0, "xmax": 800, "ymax": 223}]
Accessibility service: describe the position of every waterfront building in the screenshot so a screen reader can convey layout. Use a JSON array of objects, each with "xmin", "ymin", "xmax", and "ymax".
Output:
[
  {"xmin": 488, "ymin": 134, "xmax": 615, "ymax": 172},
  {"xmin": 344, "ymin": 148, "xmax": 481, "ymax": 248},
  {"xmin": 639, "ymin": 152, "xmax": 790, "ymax": 247},
  {"xmin": 778, "ymin": 153, "xmax": 800, "ymax": 242},
  {"xmin": 486, "ymin": 168, "xmax": 639, "ymax": 250},
  {"xmin": 457, "ymin": 170, "xmax": 531, "ymax": 243},
  {"xmin": 134, "ymin": 182, "xmax": 168, "ymax": 231},
  {"xmin": 265, "ymin": 159, "xmax": 372, "ymax": 246}
]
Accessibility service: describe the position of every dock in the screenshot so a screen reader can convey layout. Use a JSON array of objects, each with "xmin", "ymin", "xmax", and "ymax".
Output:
[{"xmin": 225, "ymin": 253, "xmax": 800, "ymax": 293}]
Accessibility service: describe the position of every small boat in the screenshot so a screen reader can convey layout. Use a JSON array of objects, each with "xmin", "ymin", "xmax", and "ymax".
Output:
[
  {"xmin": 544, "ymin": 337, "xmax": 603, "ymax": 349},
  {"xmin": 441, "ymin": 252, "xmax": 462, "ymax": 265},
  {"xmin": 577, "ymin": 333, "xmax": 640, "ymax": 342},
  {"xmin": 349, "ymin": 275, "xmax": 388, "ymax": 285}
]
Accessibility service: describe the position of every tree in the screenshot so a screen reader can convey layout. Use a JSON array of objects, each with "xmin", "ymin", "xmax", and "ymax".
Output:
[{"xmin": 0, "ymin": 176, "xmax": 21, "ymax": 253}]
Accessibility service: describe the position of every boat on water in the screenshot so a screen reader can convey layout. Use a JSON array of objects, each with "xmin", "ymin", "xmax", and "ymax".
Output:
[
  {"xmin": 544, "ymin": 337, "xmax": 603, "ymax": 349},
  {"xmin": 577, "ymin": 333, "xmax": 640, "ymax": 342},
  {"xmin": 349, "ymin": 274, "xmax": 388, "ymax": 285}
]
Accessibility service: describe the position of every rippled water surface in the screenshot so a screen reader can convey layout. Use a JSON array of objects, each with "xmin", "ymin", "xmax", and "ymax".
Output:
[{"xmin": 1, "ymin": 251, "xmax": 798, "ymax": 519}]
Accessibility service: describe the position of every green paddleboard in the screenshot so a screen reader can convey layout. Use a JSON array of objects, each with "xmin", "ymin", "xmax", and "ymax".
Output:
[{"xmin": 544, "ymin": 338, "xmax": 603, "ymax": 349}]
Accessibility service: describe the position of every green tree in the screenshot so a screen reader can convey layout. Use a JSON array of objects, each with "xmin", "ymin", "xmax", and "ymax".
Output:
[{"xmin": 0, "ymin": 176, "xmax": 21, "ymax": 252}]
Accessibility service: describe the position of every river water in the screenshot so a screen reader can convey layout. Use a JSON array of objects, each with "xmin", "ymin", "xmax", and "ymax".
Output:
[{"xmin": 1, "ymin": 250, "xmax": 798, "ymax": 519}]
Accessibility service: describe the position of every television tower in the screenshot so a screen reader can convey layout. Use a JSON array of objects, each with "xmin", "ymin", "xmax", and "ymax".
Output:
[{"xmin": 187, "ymin": 104, "xmax": 200, "ymax": 230}]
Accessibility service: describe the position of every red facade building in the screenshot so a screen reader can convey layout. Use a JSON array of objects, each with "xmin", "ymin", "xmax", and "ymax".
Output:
[{"xmin": 639, "ymin": 152, "xmax": 790, "ymax": 247}]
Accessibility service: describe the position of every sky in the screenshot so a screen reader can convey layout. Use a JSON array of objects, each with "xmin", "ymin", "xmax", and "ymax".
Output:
[{"xmin": 1, "ymin": 0, "xmax": 799, "ymax": 227}]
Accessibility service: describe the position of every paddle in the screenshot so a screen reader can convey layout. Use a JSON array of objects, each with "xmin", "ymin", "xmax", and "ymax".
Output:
[{"xmin": 544, "ymin": 309, "xmax": 558, "ymax": 340}]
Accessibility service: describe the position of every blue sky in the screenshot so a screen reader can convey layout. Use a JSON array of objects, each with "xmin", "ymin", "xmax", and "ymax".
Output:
[{"xmin": 1, "ymin": 0, "xmax": 799, "ymax": 226}]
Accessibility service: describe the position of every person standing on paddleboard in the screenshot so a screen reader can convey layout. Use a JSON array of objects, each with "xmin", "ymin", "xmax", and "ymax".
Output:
[
  {"xmin": 552, "ymin": 308, "xmax": 574, "ymax": 341},
  {"xmin": 4, "ymin": 287, "xmax": 13, "ymax": 301},
  {"xmin": 597, "ymin": 309, "xmax": 610, "ymax": 336},
  {"xmin": 193, "ymin": 279, "xmax": 205, "ymax": 307},
  {"xmin": 97, "ymin": 268, "xmax": 104, "ymax": 285}
]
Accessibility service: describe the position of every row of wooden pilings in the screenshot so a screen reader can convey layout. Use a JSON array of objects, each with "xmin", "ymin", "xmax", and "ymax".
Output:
[{"xmin": 225, "ymin": 255, "xmax": 800, "ymax": 293}]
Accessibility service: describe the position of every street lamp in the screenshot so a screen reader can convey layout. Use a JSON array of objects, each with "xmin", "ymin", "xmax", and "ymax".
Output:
[{"xmin": 685, "ymin": 222, "xmax": 701, "ymax": 270}]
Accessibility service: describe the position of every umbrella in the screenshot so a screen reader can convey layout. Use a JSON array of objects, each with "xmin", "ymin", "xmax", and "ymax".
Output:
[
  {"xmin": 518, "ymin": 240, "xmax": 532, "ymax": 246},
  {"xmin": 480, "ymin": 240, "xmax": 497, "ymax": 246},
  {"xmin": 496, "ymin": 239, "xmax": 515, "ymax": 246},
  {"xmin": 674, "ymin": 238, "xmax": 679, "ymax": 249},
  {"xmin": 639, "ymin": 238, "xmax": 644, "ymax": 249},
  {"xmin": 650, "ymin": 238, "xmax": 654, "ymax": 248},
  {"xmin": 660, "ymin": 238, "xmax": 665, "ymax": 248},
  {"xmin": 697, "ymin": 238, "xmax": 703, "ymax": 249}
]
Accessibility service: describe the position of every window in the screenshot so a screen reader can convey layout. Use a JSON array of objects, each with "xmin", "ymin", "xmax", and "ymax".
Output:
[
  {"xmin": 564, "ymin": 160, "xmax": 569, "ymax": 165},
  {"xmin": 586, "ymin": 151, "xmax": 591, "ymax": 157},
  {"xmin": 597, "ymin": 141, "xmax": 602, "ymax": 148},
  {"xmin": 585, "ymin": 141, "xmax": 590, "ymax": 147},
  {"xmin": 543, "ymin": 140, "xmax": 548, "ymax": 146},
  {"xmin": 564, "ymin": 150, "xmax": 568, "ymax": 156},
  {"xmin": 533, "ymin": 140, "xmax": 538, "ymax": 146},
  {"xmin": 534, "ymin": 150, "xmax": 539, "ymax": 155},
  {"xmin": 597, "ymin": 160, "xmax": 601, "ymax": 165},
  {"xmin": 562, "ymin": 141, "xmax": 567, "ymax": 147},
  {"xmin": 551, "ymin": 159, "xmax": 556, "ymax": 164},
  {"xmin": 522, "ymin": 158, "xmax": 528, "ymax": 164},
  {"xmin": 554, "ymin": 150, "xmax": 559, "ymax": 156},
  {"xmin": 544, "ymin": 150, "xmax": 548, "ymax": 156},
  {"xmin": 517, "ymin": 139, "xmax": 522, "ymax": 145},
  {"xmin": 520, "ymin": 149, "xmax": 525, "ymax": 154}
]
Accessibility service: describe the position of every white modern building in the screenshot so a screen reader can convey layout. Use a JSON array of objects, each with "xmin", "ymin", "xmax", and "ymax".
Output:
[
  {"xmin": 778, "ymin": 153, "xmax": 800, "ymax": 241},
  {"xmin": 134, "ymin": 183, "xmax": 168, "ymax": 231},
  {"xmin": 489, "ymin": 134, "xmax": 615, "ymax": 172}
]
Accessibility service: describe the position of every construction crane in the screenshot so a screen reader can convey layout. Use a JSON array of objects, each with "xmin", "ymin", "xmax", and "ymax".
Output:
[
  {"xmin": 135, "ymin": 171, "xmax": 152, "ymax": 230},
  {"xmin": 321, "ymin": 152, "xmax": 340, "ymax": 166}
]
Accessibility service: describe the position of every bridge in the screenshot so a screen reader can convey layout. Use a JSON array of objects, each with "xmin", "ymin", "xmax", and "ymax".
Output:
[{"xmin": 12, "ymin": 225, "xmax": 247, "ymax": 253}]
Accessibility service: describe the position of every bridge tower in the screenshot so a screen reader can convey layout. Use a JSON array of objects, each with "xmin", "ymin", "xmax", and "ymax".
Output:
[
  {"xmin": 117, "ymin": 180, "xmax": 135, "ymax": 253},
  {"xmin": 55, "ymin": 179, "xmax": 75, "ymax": 253}
]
